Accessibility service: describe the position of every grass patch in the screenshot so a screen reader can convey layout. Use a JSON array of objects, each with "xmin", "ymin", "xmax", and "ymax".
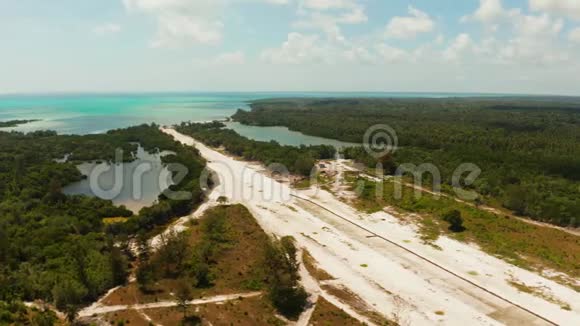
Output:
[
  {"xmin": 124, "ymin": 205, "xmax": 308, "ymax": 322},
  {"xmin": 284, "ymin": 204, "xmax": 298, "ymax": 212},
  {"xmin": 103, "ymin": 309, "xmax": 149, "ymax": 326},
  {"xmin": 0, "ymin": 301, "xmax": 62, "ymax": 326},
  {"xmin": 360, "ymin": 264, "xmax": 368, "ymax": 268},
  {"xmin": 418, "ymin": 217, "xmax": 442, "ymax": 247},
  {"xmin": 310, "ymin": 297, "xmax": 365, "ymax": 325},
  {"xmin": 434, "ymin": 310, "xmax": 445, "ymax": 315},
  {"xmin": 195, "ymin": 205, "xmax": 271, "ymax": 293},
  {"xmin": 352, "ymin": 178, "xmax": 580, "ymax": 283},
  {"xmin": 293, "ymin": 172, "xmax": 332, "ymax": 190},
  {"xmin": 508, "ymin": 278, "xmax": 572, "ymax": 309},
  {"xmin": 467, "ymin": 271, "xmax": 479, "ymax": 276},
  {"xmin": 108, "ymin": 205, "xmax": 272, "ymax": 305},
  {"xmin": 143, "ymin": 296, "xmax": 285, "ymax": 326},
  {"xmin": 322, "ymin": 284, "xmax": 395, "ymax": 326},
  {"xmin": 293, "ymin": 178, "xmax": 313, "ymax": 189},
  {"xmin": 102, "ymin": 217, "xmax": 129, "ymax": 224},
  {"xmin": 302, "ymin": 250, "xmax": 334, "ymax": 281}
]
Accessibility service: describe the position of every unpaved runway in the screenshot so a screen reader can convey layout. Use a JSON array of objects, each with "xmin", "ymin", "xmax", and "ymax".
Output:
[{"xmin": 163, "ymin": 128, "xmax": 579, "ymax": 326}]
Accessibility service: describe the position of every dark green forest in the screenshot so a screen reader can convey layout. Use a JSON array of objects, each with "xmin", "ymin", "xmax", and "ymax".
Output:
[
  {"xmin": 176, "ymin": 121, "xmax": 336, "ymax": 176},
  {"xmin": 0, "ymin": 120, "xmax": 39, "ymax": 128},
  {"xmin": 0, "ymin": 120, "xmax": 40, "ymax": 128},
  {"xmin": 0, "ymin": 300, "xmax": 58, "ymax": 325},
  {"xmin": 234, "ymin": 97, "xmax": 580, "ymax": 227},
  {"xmin": 0, "ymin": 124, "xmax": 206, "ymax": 317}
]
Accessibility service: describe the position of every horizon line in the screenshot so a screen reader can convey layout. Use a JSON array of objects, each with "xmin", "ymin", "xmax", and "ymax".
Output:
[{"xmin": 1, "ymin": 90, "xmax": 579, "ymax": 98}]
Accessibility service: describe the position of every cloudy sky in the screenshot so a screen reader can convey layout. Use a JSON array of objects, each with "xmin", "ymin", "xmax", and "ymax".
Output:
[{"xmin": 1, "ymin": 0, "xmax": 580, "ymax": 95}]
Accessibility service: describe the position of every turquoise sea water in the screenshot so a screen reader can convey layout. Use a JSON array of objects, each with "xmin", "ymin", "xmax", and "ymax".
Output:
[
  {"xmin": 0, "ymin": 92, "xmax": 505, "ymax": 209},
  {"xmin": 0, "ymin": 93, "xmax": 252, "ymax": 135},
  {"xmin": 0, "ymin": 92, "xmax": 505, "ymax": 144}
]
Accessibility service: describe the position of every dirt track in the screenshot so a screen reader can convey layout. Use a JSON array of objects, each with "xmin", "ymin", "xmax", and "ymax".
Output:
[{"xmin": 162, "ymin": 128, "xmax": 579, "ymax": 326}]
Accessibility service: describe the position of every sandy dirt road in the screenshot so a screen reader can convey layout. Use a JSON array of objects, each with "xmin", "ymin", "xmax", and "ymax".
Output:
[
  {"xmin": 78, "ymin": 292, "xmax": 262, "ymax": 318},
  {"xmin": 162, "ymin": 128, "xmax": 579, "ymax": 326}
]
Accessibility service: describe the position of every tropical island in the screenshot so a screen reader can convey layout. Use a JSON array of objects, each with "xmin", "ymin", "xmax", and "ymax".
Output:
[
  {"xmin": 234, "ymin": 97, "xmax": 580, "ymax": 228},
  {"xmin": 4, "ymin": 0, "xmax": 580, "ymax": 324},
  {"xmin": 0, "ymin": 119, "xmax": 40, "ymax": 128},
  {"xmin": 1, "ymin": 97, "xmax": 579, "ymax": 325}
]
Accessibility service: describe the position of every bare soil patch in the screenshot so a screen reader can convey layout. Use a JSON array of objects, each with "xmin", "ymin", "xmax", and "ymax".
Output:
[
  {"xmin": 102, "ymin": 309, "xmax": 150, "ymax": 326},
  {"xmin": 302, "ymin": 249, "xmax": 335, "ymax": 282},
  {"xmin": 321, "ymin": 284, "xmax": 394, "ymax": 325},
  {"xmin": 144, "ymin": 295, "xmax": 285, "ymax": 326},
  {"xmin": 309, "ymin": 296, "xmax": 365, "ymax": 326}
]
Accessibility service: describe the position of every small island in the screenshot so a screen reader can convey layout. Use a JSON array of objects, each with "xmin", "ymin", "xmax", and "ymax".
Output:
[{"xmin": 0, "ymin": 119, "xmax": 40, "ymax": 128}]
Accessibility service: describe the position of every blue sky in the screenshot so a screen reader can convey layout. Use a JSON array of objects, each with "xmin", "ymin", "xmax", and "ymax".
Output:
[{"xmin": 1, "ymin": 0, "xmax": 580, "ymax": 95}]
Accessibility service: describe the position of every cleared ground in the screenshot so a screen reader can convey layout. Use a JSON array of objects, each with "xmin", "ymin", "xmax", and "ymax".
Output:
[
  {"xmin": 163, "ymin": 128, "xmax": 580, "ymax": 326},
  {"xmin": 79, "ymin": 203, "xmax": 375, "ymax": 325}
]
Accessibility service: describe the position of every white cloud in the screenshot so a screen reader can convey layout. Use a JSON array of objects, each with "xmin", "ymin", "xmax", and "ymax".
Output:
[
  {"xmin": 152, "ymin": 14, "xmax": 223, "ymax": 47},
  {"xmin": 443, "ymin": 33, "xmax": 473, "ymax": 61},
  {"xmin": 496, "ymin": 39, "xmax": 569, "ymax": 65},
  {"xmin": 461, "ymin": 0, "xmax": 507, "ymax": 24},
  {"xmin": 123, "ymin": 0, "xmax": 226, "ymax": 47},
  {"xmin": 385, "ymin": 6, "xmax": 435, "ymax": 39},
  {"xmin": 262, "ymin": 0, "xmax": 289, "ymax": 4},
  {"xmin": 294, "ymin": 10, "xmax": 366, "ymax": 43},
  {"xmin": 495, "ymin": 13, "xmax": 567, "ymax": 64},
  {"xmin": 343, "ymin": 46, "xmax": 375, "ymax": 64},
  {"xmin": 260, "ymin": 32, "xmax": 425, "ymax": 66},
  {"xmin": 530, "ymin": 0, "xmax": 580, "ymax": 20},
  {"xmin": 261, "ymin": 32, "xmax": 331, "ymax": 64},
  {"xmin": 376, "ymin": 44, "xmax": 408, "ymax": 63},
  {"xmin": 460, "ymin": 0, "xmax": 570, "ymax": 65},
  {"xmin": 5, "ymin": 0, "xmax": 580, "ymax": 95},
  {"xmin": 295, "ymin": 0, "xmax": 367, "ymax": 42},
  {"xmin": 513, "ymin": 13, "xmax": 563, "ymax": 38},
  {"xmin": 339, "ymin": 6, "xmax": 366, "ymax": 24},
  {"xmin": 461, "ymin": 1, "xmax": 524, "ymax": 33},
  {"xmin": 300, "ymin": 0, "xmax": 358, "ymax": 10},
  {"xmin": 93, "ymin": 23, "xmax": 121, "ymax": 36},
  {"xmin": 121, "ymin": 0, "xmax": 352, "ymax": 47},
  {"xmin": 569, "ymin": 27, "xmax": 580, "ymax": 43},
  {"xmin": 213, "ymin": 51, "xmax": 246, "ymax": 65}
]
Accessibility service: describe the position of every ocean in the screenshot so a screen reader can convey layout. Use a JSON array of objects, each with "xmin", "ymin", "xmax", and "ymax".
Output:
[
  {"xmin": 0, "ymin": 91, "xmax": 505, "ymax": 210},
  {"xmin": 0, "ymin": 92, "xmax": 505, "ymax": 144}
]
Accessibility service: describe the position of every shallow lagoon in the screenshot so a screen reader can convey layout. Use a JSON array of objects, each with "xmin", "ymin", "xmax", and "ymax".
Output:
[
  {"xmin": 225, "ymin": 122, "xmax": 358, "ymax": 147},
  {"xmin": 62, "ymin": 146, "xmax": 174, "ymax": 213},
  {"xmin": 4, "ymin": 93, "xmax": 430, "ymax": 210}
]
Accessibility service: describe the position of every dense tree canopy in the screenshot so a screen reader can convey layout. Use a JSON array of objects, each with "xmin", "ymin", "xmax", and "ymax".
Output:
[
  {"xmin": 233, "ymin": 98, "xmax": 580, "ymax": 227},
  {"xmin": 0, "ymin": 124, "xmax": 206, "ymax": 312},
  {"xmin": 0, "ymin": 119, "xmax": 39, "ymax": 128},
  {"xmin": 176, "ymin": 121, "xmax": 336, "ymax": 176},
  {"xmin": 0, "ymin": 300, "xmax": 57, "ymax": 325}
]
